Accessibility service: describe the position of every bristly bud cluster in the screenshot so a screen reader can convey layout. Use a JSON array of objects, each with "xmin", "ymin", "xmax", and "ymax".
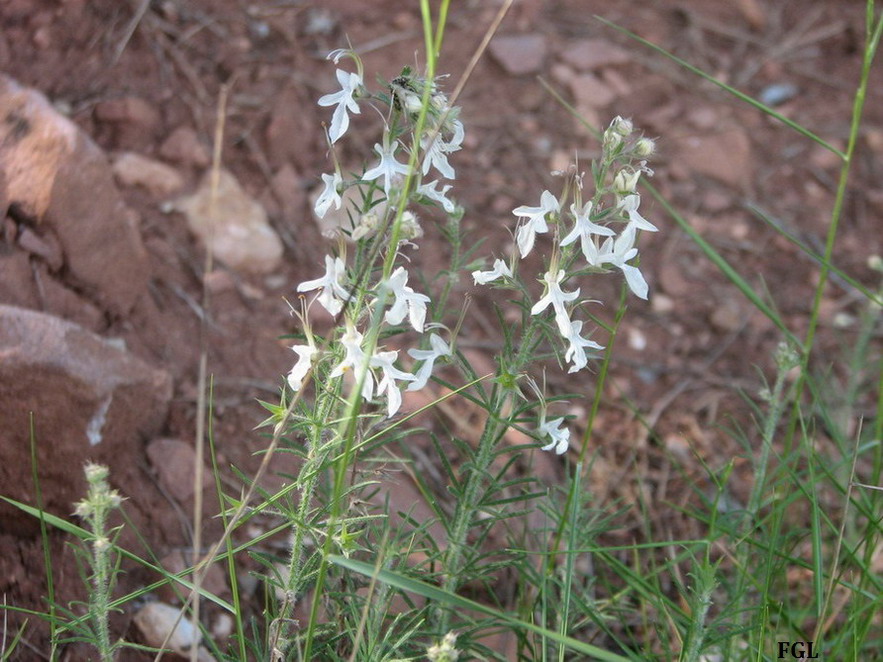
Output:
[
  {"xmin": 472, "ymin": 116, "xmax": 660, "ymax": 452},
  {"xmin": 426, "ymin": 632, "xmax": 460, "ymax": 662},
  {"xmin": 72, "ymin": 462, "xmax": 124, "ymax": 660}
]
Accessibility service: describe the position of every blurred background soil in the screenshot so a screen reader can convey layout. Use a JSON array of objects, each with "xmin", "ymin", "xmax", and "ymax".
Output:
[{"xmin": 0, "ymin": 0, "xmax": 880, "ymax": 658}]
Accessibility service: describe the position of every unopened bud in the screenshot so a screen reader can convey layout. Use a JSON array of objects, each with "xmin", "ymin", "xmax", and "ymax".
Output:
[
  {"xmin": 613, "ymin": 169, "xmax": 641, "ymax": 195},
  {"xmin": 609, "ymin": 116, "xmax": 633, "ymax": 137},
  {"xmin": 398, "ymin": 210, "xmax": 423, "ymax": 241},
  {"xmin": 634, "ymin": 137, "xmax": 656, "ymax": 157}
]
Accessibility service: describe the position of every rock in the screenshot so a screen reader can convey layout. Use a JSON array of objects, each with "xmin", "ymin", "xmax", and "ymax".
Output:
[
  {"xmin": 569, "ymin": 73, "xmax": 617, "ymax": 109},
  {"xmin": 134, "ymin": 602, "xmax": 215, "ymax": 662},
  {"xmin": 156, "ymin": 548, "xmax": 228, "ymax": 605},
  {"xmin": 93, "ymin": 96, "xmax": 161, "ymax": 150},
  {"xmin": 159, "ymin": 126, "xmax": 211, "ymax": 169},
  {"xmin": 265, "ymin": 85, "xmax": 311, "ymax": 169},
  {"xmin": 173, "ymin": 169, "xmax": 283, "ymax": 273},
  {"xmin": 0, "ymin": 305, "xmax": 172, "ymax": 534},
  {"xmin": 112, "ymin": 152, "xmax": 185, "ymax": 198},
  {"xmin": 146, "ymin": 438, "xmax": 212, "ymax": 502},
  {"xmin": 709, "ymin": 298, "xmax": 744, "ymax": 333},
  {"xmin": 0, "ymin": 74, "xmax": 150, "ymax": 315},
  {"xmin": 16, "ymin": 226, "xmax": 63, "ymax": 270},
  {"xmin": 675, "ymin": 127, "xmax": 752, "ymax": 190},
  {"xmin": 557, "ymin": 38, "xmax": 630, "ymax": 71},
  {"xmin": 489, "ymin": 34, "xmax": 547, "ymax": 76},
  {"xmin": 271, "ymin": 163, "xmax": 305, "ymax": 224}
]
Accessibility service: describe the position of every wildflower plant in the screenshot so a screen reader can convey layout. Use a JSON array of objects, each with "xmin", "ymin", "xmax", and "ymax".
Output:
[
  {"xmin": 267, "ymin": 40, "xmax": 661, "ymax": 658},
  {"xmin": 70, "ymin": 463, "xmax": 125, "ymax": 662}
]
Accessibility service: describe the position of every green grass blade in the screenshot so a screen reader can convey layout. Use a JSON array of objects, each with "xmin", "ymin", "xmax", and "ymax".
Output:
[
  {"xmin": 595, "ymin": 16, "xmax": 845, "ymax": 158},
  {"xmin": 329, "ymin": 555, "xmax": 635, "ymax": 661},
  {"xmin": 650, "ymin": 187, "xmax": 799, "ymax": 346}
]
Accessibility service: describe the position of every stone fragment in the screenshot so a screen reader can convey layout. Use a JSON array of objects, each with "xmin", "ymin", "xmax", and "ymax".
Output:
[
  {"xmin": 146, "ymin": 438, "xmax": 211, "ymax": 502},
  {"xmin": 489, "ymin": 34, "xmax": 547, "ymax": 76},
  {"xmin": 710, "ymin": 299, "xmax": 743, "ymax": 332},
  {"xmin": 156, "ymin": 548, "xmax": 227, "ymax": 604},
  {"xmin": 675, "ymin": 128, "xmax": 752, "ymax": 190},
  {"xmin": 265, "ymin": 85, "xmax": 310, "ymax": 169},
  {"xmin": 112, "ymin": 151, "xmax": 185, "ymax": 198},
  {"xmin": 0, "ymin": 305, "xmax": 172, "ymax": 533},
  {"xmin": 16, "ymin": 226, "xmax": 63, "ymax": 270},
  {"xmin": 93, "ymin": 96, "xmax": 161, "ymax": 149},
  {"xmin": 134, "ymin": 602, "xmax": 215, "ymax": 662},
  {"xmin": 159, "ymin": 126, "xmax": 211, "ymax": 168},
  {"xmin": 569, "ymin": 73, "xmax": 616, "ymax": 109},
  {"xmin": 0, "ymin": 74, "xmax": 150, "ymax": 315},
  {"xmin": 558, "ymin": 38, "xmax": 630, "ymax": 71},
  {"xmin": 271, "ymin": 162, "xmax": 305, "ymax": 224},
  {"xmin": 173, "ymin": 169, "xmax": 283, "ymax": 273}
]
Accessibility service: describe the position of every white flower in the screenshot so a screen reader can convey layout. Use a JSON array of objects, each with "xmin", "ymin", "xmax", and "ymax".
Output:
[
  {"xmin": 417, "ymin": 180, "xmax": 456, "ymax": 213},
  {"xmin": 314, "ymin": 172, "xmax": 343, "ymax": 219},
  {"xmin": 297, "ymin": 255, "xmax": 351, "ymax": 316},
  {"xmin": 371, "ymin": 350, "xmax": 416, "ymax": 417},
  {"xmin": 530, "ymin": 269, "xmax": 580, "ymax": 336},
  {"xmin": 287, "ymin": 343, "xmax": 319, "ymax": 391},
  {"xmin": 562, "ymin": 320, "xmax": 603, "ymax": 373},
  {"xmin": 538, "ymin": 416, "xmax": 570, "ymax": 455},
  {"xmin": 421, "ymin": 119, "xmax": 464, "ymax": 180},
  {"xmin": 318, "ymin": 69, "xmax": 362, "ymax": 144},
  {"xmin": 472, "ymin": 258, "xmax": 512, "ymax": 285},
  {"xmin": 513, "ymin": 190, "xmax": 559, "ymax": 258},
  {"xmin": 560, "ymin": 201, "xmax": 615, "ymax": 263},
  {"xmin": 617, "ymin": 194, "xmax": 658, "ymax": 232},
  {"xmin": 407, "ymin": 333, "xmax": 452, "ymax": 391},
  {"xmin": 383, "ymin": 267, "xmax": 431, "ymax": 332},
  {"xmin": 598, "ymin": 225, "xmax": 650, "ymax": 300},
  {"xmin": 329, "ymin": 327, "xmax": 374, "ymax": 401},
  {"xmin": 363, "ymin": 140, "xmax": 411, "ymax": 197}
]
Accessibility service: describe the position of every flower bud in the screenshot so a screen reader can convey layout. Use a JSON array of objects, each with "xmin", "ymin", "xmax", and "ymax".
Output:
[
  {"xmin": 609, "ymin": 115, "xmax": 633, "ymax": 137},
  {"xmin": 602, "ymin": 129, "xmax": 622, "ymax": 153},
  {"xmin": 613, "ymin": 168, "xmax": 641, "ymax": 195},
  {"xmin": 351, "ymin": 210, "xmax": 380, "ymax": 241},
  {"xmin": 634, "ymin": 137, "xmax": 656, "ymax": 157},
  {"xmin": 398, "ymin": 210, "xmax": 423, "ymax": 241}
]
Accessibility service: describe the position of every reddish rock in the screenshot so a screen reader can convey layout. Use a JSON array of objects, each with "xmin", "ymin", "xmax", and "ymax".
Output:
[
  {"xmin": 16, "ymin": 226, "xmax": 63, "ymax": 270},
  {"xmin": 172, "ymin": 169, "xmax": 283, "ymax": 273},
  {"xmin": 675, "ymin": 127, "xmax": 752, "ymax": 190},
  {"xmin": 112, "ymin": 151, "xmax": 185, "ymax": 198},
  {"xmin": 557, "ymin": 38, "xmax": 630, "ymax": 71},
  {"xmin": 0, "ymin": 74, "xmax": 150, "ymax": 316},
  {"xmin": 569, "ymin": 73, "xmax": 617, "ymax": 109},
  {"xmin": 146, "ymin": 438, "xmax": 212, "ymax": 503},
  {"xmin": 156, "ymin": 548, "xmax": 228, "ymax": 604},
  {"xmin": 93, "ymin": 96, "xmax": 161, "ymax": 150},
  {"xmin": 271, "ymin": 162, "xmax": 304, "ymax": 224},
  {"xmin": 159, "ymin": 126, "xmax": 211, "ymax": 169},
  {"xmin": 0, "ymin": 305, "xmax": 172, "ymax": 535},
  {"xmin": 489, "ymin": 34, "xmax": 548, "ymax": 76}
]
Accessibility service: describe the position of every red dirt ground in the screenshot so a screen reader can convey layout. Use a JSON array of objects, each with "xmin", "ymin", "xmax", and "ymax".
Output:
[{"xmin": 1, "ymin": 0, "xmax": 880, "ymax": 659}]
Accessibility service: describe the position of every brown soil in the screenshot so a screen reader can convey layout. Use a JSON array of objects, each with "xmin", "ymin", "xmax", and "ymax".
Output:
[{"xmin": 1, "ymin": 0, "xmax": 880, "ymax": 659}]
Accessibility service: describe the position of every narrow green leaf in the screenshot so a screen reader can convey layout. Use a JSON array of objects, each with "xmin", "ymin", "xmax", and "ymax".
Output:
[
  {"xmin": 595, "ymin": 16, "xmax": 845, "ymax": 158},
  {"xmin": 329, "ymin": 554, "xmax": 635, "ymax": 661}
]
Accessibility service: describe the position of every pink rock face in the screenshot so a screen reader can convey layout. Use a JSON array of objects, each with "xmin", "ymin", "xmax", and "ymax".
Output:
[
  {"xmin": 0, "ymin": 305, "xmax": 172, "ymax": 535},
  {"xmin": 489, "ymin": 34, "xmax": 548, "ymax": 76},
  {"xmin": 0, "ymin": 74, "xmax": 149, "ymax": 316}
]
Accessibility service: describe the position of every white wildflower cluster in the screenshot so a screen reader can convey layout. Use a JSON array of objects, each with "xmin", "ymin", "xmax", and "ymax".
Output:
[
  {"xmin": 472, "ymin": 116, "xmax": 660, "ymax": 453},
  {"xmin": 288, "ymin": 51, "xmax": 462, "ymax": 419}
]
